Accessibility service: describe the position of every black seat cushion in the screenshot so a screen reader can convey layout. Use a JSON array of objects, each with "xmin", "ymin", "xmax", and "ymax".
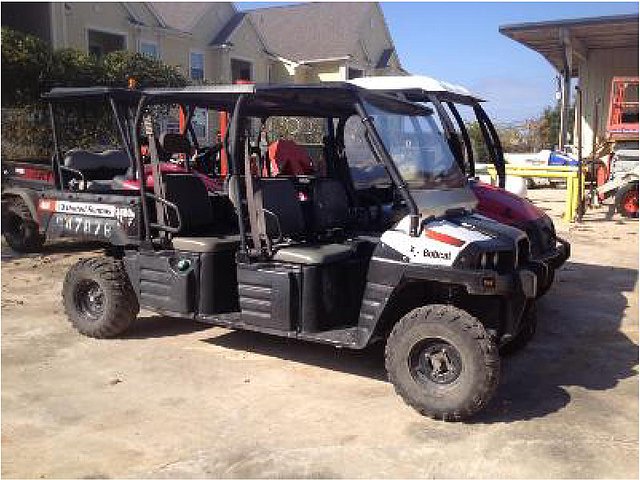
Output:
[{"xmin": 273, "ymin": 243, "xmax": 354, "ymax": 265}]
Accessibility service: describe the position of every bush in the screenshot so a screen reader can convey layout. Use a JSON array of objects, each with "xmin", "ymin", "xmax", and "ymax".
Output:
[
  {"xmin": 1, "ymin": 28, "xmax": 190, "ymax": 160},
  {"xmin": 1, "ymin": 27, "xmax": 190, "ymax": 106},
  {"xmin": 1, "ymin": 28, "xmax": 51, "ymax": 106},
  {"xmin": 102, "ymin": 50, "xmax": 188, "ymax": 88}
]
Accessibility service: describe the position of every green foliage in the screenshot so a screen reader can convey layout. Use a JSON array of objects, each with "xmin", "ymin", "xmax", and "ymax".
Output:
[
  {"xmin": 102, "ymin": 50, "xmax": 188, "ymax": 88},
  {"xmin": 46, "ymin": 49, "xmax": 104, "ymax": 88},
  {"xmin": 465, "ymin": 121, "xmax": 490, "ymax": 162},
  {"xmin": 1, "ymin": 27, "xmax": 189, "ymax": 106},
  {"xmin": 1, "ymin": 27, "xmax": 190, "ymax": 160},
  {"xmin": 1, "ymin": 28, "xmax": 51, "ymax": 106}
]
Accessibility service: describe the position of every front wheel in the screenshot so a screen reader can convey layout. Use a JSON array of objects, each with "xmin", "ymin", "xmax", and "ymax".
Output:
[
  {"xmin": 63, "ymin": 257, "xmax": 139, "ymax": 338},
  {"xmin": 536, "ymin": 269, "xmax": 555, "ymax": 298},
  {"xmin": 385, "ymin": 305, "xmax": 499, "ymax": 421},
  {"xmin": 615, "ymin": 181, "xmax": 639, "ymax": 218}
]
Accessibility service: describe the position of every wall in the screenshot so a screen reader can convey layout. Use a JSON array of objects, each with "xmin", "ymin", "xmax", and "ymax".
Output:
[{"xmin": 578, "ymin": 46, "xmax": 639, "ymax": 156}]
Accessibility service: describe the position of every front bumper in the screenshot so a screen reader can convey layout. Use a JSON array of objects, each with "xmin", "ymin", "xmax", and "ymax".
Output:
[{"xmin": 529, "ymin": 236, "xmax": 570, "ymax": 286}]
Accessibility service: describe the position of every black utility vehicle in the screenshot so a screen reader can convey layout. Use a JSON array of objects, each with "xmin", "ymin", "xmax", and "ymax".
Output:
[{"xmin": 41, "ymin": 84, "xmax": 540, "ymax": 421}]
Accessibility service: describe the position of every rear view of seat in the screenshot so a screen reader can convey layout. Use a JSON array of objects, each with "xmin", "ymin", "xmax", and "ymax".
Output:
[
  {"xmin": 64, "ymin": 149, "xmax": 130, "ymax": 182},
  {"xmin": 310, "ymin": 178, "xmax": 350, "ymax": 232},
  {"xmin": 164, "ymin": 173, "xmax": 240, "ymax": 253}
]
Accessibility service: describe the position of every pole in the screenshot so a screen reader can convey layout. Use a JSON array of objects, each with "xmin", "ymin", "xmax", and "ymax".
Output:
[{"xmin": 575, "ymin": 86, "xmax": 584, "ymax": 221}]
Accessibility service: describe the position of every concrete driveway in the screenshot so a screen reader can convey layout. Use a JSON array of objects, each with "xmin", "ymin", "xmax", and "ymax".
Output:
[{"xmin": 1, "ymin": 189, "xmax": 638, "ymax": 478}]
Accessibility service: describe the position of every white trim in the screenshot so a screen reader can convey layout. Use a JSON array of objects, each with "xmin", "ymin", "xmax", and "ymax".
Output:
[
  {"xmin": 299, "ymin": 55, "xmax": 351, "ymax": 65},
  {"xmin": 189, "ymin": 49, "xmax": 206, "ymax": 81},
  {"xmin": 85, "ymin": 26, "xmax": 129, "ymax": 56}
]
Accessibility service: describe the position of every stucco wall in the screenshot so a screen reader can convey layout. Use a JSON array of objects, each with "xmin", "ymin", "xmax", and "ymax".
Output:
[{"xmin": 578, "ymin": 47, "xmax": 639, "ymax": 155}]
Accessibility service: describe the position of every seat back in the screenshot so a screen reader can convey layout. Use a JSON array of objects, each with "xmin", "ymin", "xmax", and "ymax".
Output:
[
  {"xmin": 257, "ymin": 178, "xmax": 305, "ymax": 238},
  {"xmin": 158, "ymin": 133, "xmax": 191, "ymax": 161},
  {"xmin": 162, "ymin": 173, "xmax": 213, "ymax": 233},
  {"xmin": 63, "ymin": 149, "xmax": 130, "ymax": 181},
  {"xmin": 311, "ymin": 178, "xmax": 349, "ymax": 232}
]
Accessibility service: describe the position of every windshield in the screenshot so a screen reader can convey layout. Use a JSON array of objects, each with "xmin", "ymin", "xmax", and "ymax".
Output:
[{"xmin": 362, "ymin": 97, "xmax": 465, "ymax": 190}]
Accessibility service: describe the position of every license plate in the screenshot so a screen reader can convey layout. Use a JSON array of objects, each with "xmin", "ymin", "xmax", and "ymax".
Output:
[{"xmin": 51, "ymin": 214, "xmax": 116, "ymax": 239}]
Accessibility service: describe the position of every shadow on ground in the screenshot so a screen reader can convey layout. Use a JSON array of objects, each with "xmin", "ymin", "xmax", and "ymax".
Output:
[
  {"xmin": 121, "ymin": 315, "xmax": 213, "ymax": 340},
  {"xmin": 202, "ymin": 260, "xmax": 638, "ymax": 423}
]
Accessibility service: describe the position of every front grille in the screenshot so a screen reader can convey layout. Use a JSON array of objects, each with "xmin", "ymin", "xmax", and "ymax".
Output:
[{"xmin": 477, "ymin": 251, "xmax": 515, "ymax": 274}]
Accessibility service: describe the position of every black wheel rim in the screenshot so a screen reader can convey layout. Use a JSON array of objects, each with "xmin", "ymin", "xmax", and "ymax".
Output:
[
  {"xmin": 74, "ymin": 280, "xmax": 105, "ymax": 321},
  {"xmin": 409, "ymin": 339, "xmax": 462, "ymax": 385}
]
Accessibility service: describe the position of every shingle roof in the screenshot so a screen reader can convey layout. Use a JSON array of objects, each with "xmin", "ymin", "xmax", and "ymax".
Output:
[
  {"xmin": 246, "ymin": 2, "xmax": 375, "ymax": 62},
  {"xmin": 210, "ymin": 12, "xmax": 247, "ymax": 46},
  {"xmin": 150, "ymin": 2, "xmax": 215, "ymax": 32}
]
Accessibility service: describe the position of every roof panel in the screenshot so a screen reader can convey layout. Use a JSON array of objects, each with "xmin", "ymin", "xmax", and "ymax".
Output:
[{"xmin": 500, "ymin": 13, "xmax": 639, "ymax": 74}]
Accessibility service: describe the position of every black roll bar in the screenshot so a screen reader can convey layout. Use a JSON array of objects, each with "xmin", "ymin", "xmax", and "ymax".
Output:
[
  {"xmin": 445, "ymin": 101, "xmax": 475, "ymax": 178},
  {"xmin": 474, "ymin": 104, "xmax": 506, "ymax": 188},
  {"xmin": 426, "ymin": 94, "xmax": 466, "ymax": 175},
  {"xmin": 133, "ymin": 96, "xmax": 152, "ymax": 242},
  {"xmin": 355, "ymin": 100, "xmax": 420, "ymax": 237},
  {"xmin": 228, "ymin": 95, "xmax": 249, "ymax": 254},
  {"xmin": 47, "ymin": 102, "xmax": 65, "ymax": 190}
]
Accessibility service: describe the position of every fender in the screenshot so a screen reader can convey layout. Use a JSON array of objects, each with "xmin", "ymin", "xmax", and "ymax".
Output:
[{"xmin": 1, "ymin": 187, "xmax": 40, "ymax": 221}]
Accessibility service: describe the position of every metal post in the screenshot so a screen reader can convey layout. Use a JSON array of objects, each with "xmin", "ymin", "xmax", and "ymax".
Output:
[{"xmin": 575, "ymin": 86, "xmax": 584, "ymax": 221}]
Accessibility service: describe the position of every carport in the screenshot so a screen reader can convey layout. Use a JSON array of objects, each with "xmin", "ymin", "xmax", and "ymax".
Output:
[{"xmin": 500, "ymin": 14, "xmax": 639, "ymax": 156}]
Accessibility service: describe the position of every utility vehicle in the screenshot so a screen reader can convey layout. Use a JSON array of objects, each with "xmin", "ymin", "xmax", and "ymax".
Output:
[
  {"xmin": 41, "ymin": 84, "xmax": 540, "ymax": 421},
  {"xmin": 350, "ymin": 75, "xmax": 570, "ymax": 301}
]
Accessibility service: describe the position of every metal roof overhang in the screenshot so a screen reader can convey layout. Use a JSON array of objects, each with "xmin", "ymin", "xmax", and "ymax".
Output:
[{"xmin": 499, "ymin": 14, "xmax": 639, "ymax": 76}]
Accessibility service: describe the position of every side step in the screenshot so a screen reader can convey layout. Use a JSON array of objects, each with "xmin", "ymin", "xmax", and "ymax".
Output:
[{"xmin": 195, "ymin": 313, "xmax": 368, "ymax": 349}]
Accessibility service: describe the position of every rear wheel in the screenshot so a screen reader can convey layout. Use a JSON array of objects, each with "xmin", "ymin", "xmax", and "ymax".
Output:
[
  {"xmin": 1, "ymin": 196, "xmax": 44, "ymax": 253},
  {"xmin": 385, "ymin": 304, "xmax": 499, "ymax": 421},
  {"xmin": 615, "ymin": 182, "xmax": 639, "ymax": 218},
  {"xmin": 63, "ymin": 257, "xmax": 139, "ymax": 338}
]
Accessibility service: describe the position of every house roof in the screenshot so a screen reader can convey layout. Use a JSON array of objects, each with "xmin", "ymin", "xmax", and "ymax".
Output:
[
  {"xmin": 245, "ymin": 2, "xmax": 375, "ymax": 63},
  {"xmin": 150, "ymin": 2, "xmax": 218, "ymax": 32},
  {"xmin": 500, "ymin": 14, "xmax": 639, "ymax": 75},
  {"xmin": 210, "ymin": 12, "xmax": 247, "ymax": 46}
]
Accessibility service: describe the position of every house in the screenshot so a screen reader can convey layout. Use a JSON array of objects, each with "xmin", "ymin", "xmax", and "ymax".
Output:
[
  {"xmin": 2, "ymin": 2, "xmax": 404, "ymax": 142},
  {"xmin": 221, "ymin": 2, "xmax": 405, "ymax": 83},
  {"xmin": 2, "ymin": 2, "xmax": 404, "ymax": 85}
]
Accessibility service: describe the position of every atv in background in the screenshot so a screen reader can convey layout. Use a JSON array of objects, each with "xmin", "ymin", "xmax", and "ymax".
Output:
[
  {"xmin": 1, "ymin": 91, "xmax": 227, "ymax": 252},
  {"xmin": 350, "ymin": 75, "xmax": 570, "ymax": 301}
]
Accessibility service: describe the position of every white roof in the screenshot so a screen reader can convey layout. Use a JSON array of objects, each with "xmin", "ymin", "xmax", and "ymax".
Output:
[{"xmin": 349, "ymin": 75, "xmax": 483, "ymax": 101}]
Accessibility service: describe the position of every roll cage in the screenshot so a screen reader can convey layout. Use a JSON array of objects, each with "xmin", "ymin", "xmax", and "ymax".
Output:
[{"xmin": 44, "ymin": 83, "xmax": 433, "ymax": 249}]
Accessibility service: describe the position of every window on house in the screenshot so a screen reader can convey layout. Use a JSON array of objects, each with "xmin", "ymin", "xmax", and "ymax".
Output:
[
  {"xmin": 190, "ymin": 52, "xmax": 205, "ymax": 81},
  {"xmin": 139, "ymin": 41, "xmax": 158, "ymax": 59},
  {"xmin": 347, "ymin": 67, "xmax": 364, "ymax": 80},
  {"xmin": 231, "ymin": 59, "xmax": 252, "ymax": 83},
  {"xmin": 87, "ymin": 29, "xmax": 125, "ymax": 59}
]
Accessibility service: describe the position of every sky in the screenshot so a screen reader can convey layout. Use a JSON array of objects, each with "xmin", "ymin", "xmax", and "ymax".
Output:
[{"xmin": 236, "ymin": 1, "xmax": 639, "ymax": 123}]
